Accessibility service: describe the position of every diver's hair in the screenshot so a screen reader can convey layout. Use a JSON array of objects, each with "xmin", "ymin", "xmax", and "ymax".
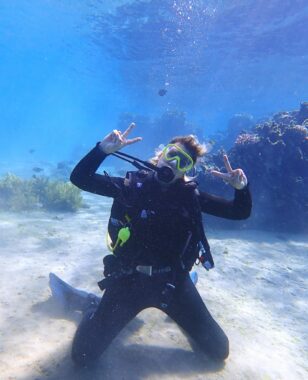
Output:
[
  {"xmin": 150, "ymin": 134, "xmax": 207, "ymax": 166},
  {"xmin": 169, "ymin": 135, "xmax": 206, "ymax": 163}
]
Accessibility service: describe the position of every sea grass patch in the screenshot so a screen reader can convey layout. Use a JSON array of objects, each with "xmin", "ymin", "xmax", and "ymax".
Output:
[{"xmin": 0, "ymin": 174, "xmax": 83, "ymax": 212}]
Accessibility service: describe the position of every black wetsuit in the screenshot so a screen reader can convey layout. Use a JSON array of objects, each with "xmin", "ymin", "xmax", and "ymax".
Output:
[{"xmin": 69, "ymin": 143, "xmax": 252, "ymax": 366}]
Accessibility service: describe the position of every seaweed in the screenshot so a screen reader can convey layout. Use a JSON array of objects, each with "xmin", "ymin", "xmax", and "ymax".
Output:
[
  {"xmin": 39, "ymin": 180, "xmax": 83, "ymax": 212},
  {"xmin": 0, "ymin": 173, "xmax": 39, "ymax": 211},
  {"xmin": 0, "ymin": 174, "xmax": 83, "ymax": 212}
]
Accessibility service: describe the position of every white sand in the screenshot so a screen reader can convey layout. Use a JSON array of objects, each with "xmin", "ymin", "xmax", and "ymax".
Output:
[{"xmin": 0, "ymin": 193, "xmax": 307, "ymax": 380}]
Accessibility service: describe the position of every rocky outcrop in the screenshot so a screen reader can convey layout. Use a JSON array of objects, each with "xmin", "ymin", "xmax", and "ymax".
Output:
[{"xmin": 199, "ymin": 102, "xmax": 308, "ymax": 232}]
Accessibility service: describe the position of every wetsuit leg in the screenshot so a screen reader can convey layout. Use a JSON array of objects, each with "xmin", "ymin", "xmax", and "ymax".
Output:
[
  {"xmin": 163, "ymin": 273, "xmax": 229, "ymax": 361},
  {"xmin": 71, "ymin": 276, "xmax": 146, "ymax": 367}
]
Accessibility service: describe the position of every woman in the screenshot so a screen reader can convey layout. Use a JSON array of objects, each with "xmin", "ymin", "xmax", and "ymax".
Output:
[{"xmin": 68, "ymin": 123, "xmax": 251, "ymax": 367}]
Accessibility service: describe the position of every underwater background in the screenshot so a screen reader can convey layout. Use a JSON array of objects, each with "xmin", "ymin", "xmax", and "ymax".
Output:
[
  {"xmin": 0, "ymin": 1, "xmax": 308, "ymax": 379},
  {"xmin": 0, "ymin": 0, "xmax": 308, "ymax": 232},
  {"xmin": 0, "ymin": 1, "xmax": 307, "ymax": 156},
  {"xmin": 1, "ymin": 0, "xmax": 308, "ymax": 231}
]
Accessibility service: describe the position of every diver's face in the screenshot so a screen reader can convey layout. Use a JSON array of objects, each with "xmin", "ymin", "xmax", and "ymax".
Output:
[{"xmin": 156, "ymin": 143, "xmax": 192, "ymax": 185}]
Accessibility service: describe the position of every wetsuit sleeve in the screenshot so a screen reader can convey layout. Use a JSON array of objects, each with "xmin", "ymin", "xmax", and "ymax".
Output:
[
  {"xmin": 70, "ymin": 142, "xmax": 124, "ymax": 197},
  {"xmin": 197, "ymin": 184, "xmax": 252, "ymax": 220}
]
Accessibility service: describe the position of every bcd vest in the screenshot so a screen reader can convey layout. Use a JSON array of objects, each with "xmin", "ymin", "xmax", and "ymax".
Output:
[{"xmin": 107, "ymin": 170, "xmax": 212, "ymax": 271}]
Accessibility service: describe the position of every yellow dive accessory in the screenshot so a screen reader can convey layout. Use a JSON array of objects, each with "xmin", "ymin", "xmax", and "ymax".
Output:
[
  {"xmin": 162, "ymin": 144, "xmax": 194, "ymax": 172},
  {"xmin": 106, "ymin": 227, "xmax": 131, "ymax": 252}
]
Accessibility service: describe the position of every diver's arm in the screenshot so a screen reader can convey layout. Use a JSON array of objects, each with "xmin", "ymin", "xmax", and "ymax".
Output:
[
  {"xmin": 70, "ymin": 143, "xmax": 123, "ymax": 197},
  {"xmin": 198, "ymin": 153, "xmax": 251, "ymax": 219},
  {"xmin": 198, "ymin": 184, "xmax": 252, "ymax": 220},
  {"xmin": 70, "ymin": 124, "xmax": 142, "ymax": 197}
]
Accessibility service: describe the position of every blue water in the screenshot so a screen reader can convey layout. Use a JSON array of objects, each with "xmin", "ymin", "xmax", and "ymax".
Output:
[
  {"xmin": 0, "ymin": 2, "xmax": 308, "ymax": 379},
  {"xmin": 0, "ymin": 0, "xmax": 307, "ymax": 160}
]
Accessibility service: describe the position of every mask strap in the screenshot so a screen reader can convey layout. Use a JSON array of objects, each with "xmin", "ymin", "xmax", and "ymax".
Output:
[{"xmin": 111, "ymin": 151, "xmax": 159, "ymax": 172}]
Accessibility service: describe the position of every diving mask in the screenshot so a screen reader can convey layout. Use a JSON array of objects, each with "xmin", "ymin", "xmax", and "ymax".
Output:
[
  {"xmin": 110, "ymin": 143, "xmax": 194, "ymax": 184},
  {"xmin": 162, "ymin": 144, "xmax": 194, "ymax": 172}
]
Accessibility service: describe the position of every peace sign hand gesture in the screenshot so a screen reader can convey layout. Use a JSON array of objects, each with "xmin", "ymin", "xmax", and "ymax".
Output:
[
  {"xmin": 99, "ymin": 123, "xmax": 142, "ymax": 154},
  {"xmin": 211, "ymin": 154, "xmax": 248, "ymax": 190}
]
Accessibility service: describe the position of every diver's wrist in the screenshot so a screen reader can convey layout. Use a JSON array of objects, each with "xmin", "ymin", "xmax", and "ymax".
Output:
[{"xmin": 97, "ymin": 142, "xmax": 110, "ymax": 155}]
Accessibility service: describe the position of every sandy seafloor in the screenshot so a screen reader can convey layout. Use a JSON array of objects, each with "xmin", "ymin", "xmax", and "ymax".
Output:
[{"xmin": 0, "ymin": 193, "xmax": 307, "ymax": 380}]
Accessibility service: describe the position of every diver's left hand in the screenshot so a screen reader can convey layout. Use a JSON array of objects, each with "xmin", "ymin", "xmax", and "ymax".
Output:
[{"xmin": 211, "ymin": 154, "xmax": 248, "ymax": 190}]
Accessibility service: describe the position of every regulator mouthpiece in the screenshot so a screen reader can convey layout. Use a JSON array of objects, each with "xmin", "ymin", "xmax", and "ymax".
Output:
[{"xmin": 157, "ymin": 166, "xmax": 175, "ymax": 183}]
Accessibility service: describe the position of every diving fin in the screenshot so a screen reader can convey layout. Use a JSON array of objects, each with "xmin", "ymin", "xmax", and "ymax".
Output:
[
  {"xmin": 49, "ymin": 273, "xmax": 100, "ymax": 312},
  {"xmin": 49, "ymin": 270, "xmax": 198, "ymax": 312}
]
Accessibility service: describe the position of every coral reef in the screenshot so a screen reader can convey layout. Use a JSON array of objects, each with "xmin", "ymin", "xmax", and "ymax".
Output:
[
  {"xmin": 235, "ymin": 133, "xmax": 260, "ymax": 146},
  {"xmin": 297, "ymin": 102, "xmax": 308, "ymax": 124},
  {"xmin": 0, "ymin": 174, "xmax": 83, "ymax": 212},
  {"xmin": 198, "ymin": 102, "xmax": 308, "ymax": 232}
]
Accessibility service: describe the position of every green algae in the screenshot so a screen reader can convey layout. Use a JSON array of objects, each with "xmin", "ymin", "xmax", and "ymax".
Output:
[{"xmin": 0, "ymin": 173, "xmax": 83, "ymax": 212}]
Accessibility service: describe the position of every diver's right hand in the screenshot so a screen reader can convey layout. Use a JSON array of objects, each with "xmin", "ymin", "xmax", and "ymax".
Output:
[{"xmin": 99, "ymin": 123, "xmax": 142, "ymax": 154}]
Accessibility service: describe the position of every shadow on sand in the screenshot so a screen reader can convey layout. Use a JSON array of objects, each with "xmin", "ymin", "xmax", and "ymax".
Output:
[{"xmin": 25, "ymin": 296, "xmax": 226, "ymax": 380}]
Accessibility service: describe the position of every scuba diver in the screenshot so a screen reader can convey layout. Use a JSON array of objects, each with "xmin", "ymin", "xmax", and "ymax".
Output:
[{"xmin": 52, "ymin": 122, "xmax": 251, "ymax": 367}]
